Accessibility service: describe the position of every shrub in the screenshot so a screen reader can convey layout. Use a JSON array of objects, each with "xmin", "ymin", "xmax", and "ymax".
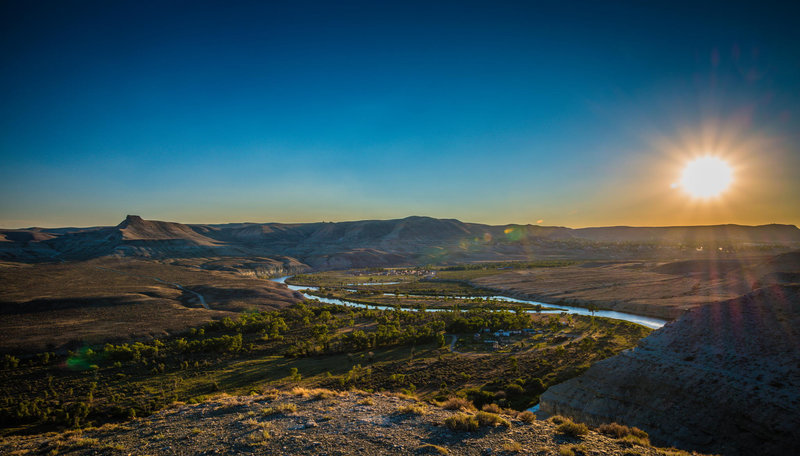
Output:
[
  {"xmin": 475, "ymin": 411, "xmax": 511, "ymax": 427},
  {"xmin": 71, "ymin": 438, "xmax": 99, "ymax": 447},
  {"xmin": 556, "ymin": 418, "xmax": 588, "ymax": 437},
  {"xmin": 439, "ymin": 397, "xmax": 475, "ymax": 411},
  {"xmin": 396, "ymin": 404, "xmax": 428, "ymax": 415},
  {"xmin": 289, "ymin": 387, "xmax": 339, "ymax": 400},
  {"xmin": 630, "ymin": 428, "xmax": 648, "ymax": 439},
  {"xmin": 312, "ymin": 389, "xmax": 338, "ymax": 400},
  {"xmin": 288, "ymin": 367, "xmax": 301, "ymax": 382},
  {"xmin": 444, "ymin": 413, "xmax": 479, "ymax": 431},
  {"xmin": 549, "ymin": 414, "xmax": 567, "ymax": 425},
  {"xmin": 505, "ymin": 383, "xmax": 524, "ymax": 395},
  {"xmin": 621, "ymin": 433, "xmax": 651, "ymax": 447},
  {"xmin": 418, "ymin": 444, "xmax": 449, "ymax": 454},
  {"xmin": 558, "ymin": 446, "xmax": 575, "ymax": 456},
  {"xmin": 502, "ymin": 441, "xmax": 522, "ymax": 452},
  {"xmin": 598, "ymin": 422, "xmax": 649, "ymax": 445},
  {"xmin": 597, "ymin": 422, "xmax": 628, "ymax": 438},
  {"xmin": 481, "ymin": 403, "xmax": 503, "ymax": 414},
  {"xmin": 357, "ymin": 398, "xmax": 374, "ymax": 406},
  {"xmin": 248, "ymin": 429, "xmax": 271, "ymax": 445},
  {"xmin": 261, "ymin": 403, "xmax": 297, "ymax": 416},
  {"xmin": 517, "ymin": 411, "xmax": 536, "ymax": 423}
]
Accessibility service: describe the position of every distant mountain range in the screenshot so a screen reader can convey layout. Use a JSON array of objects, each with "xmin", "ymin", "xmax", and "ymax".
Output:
[{"xmin": 2, "ymin": 215, "xmax": 799, "ymax": 268}]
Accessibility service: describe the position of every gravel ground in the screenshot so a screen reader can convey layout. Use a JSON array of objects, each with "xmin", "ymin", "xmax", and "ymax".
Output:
[{"xmin": 0, "ymin": 389, "xmax": 708, "ymax": 456}]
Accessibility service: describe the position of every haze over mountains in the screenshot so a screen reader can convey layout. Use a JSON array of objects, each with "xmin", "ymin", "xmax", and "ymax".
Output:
[{"xmin": 2, "ymin": 215, "xmax": 799, "ymax": 269}]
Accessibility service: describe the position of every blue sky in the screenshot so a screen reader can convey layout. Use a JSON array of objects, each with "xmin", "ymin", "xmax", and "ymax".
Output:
[{"xmin": 2, "ymin": 1, "xmax": 799, "ymax": 228}]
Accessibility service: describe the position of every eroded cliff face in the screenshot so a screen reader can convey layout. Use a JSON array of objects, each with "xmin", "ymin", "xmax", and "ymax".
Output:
[{"xmin": 539, "ymin": 284, "xmax": 800, "ymax": 456}]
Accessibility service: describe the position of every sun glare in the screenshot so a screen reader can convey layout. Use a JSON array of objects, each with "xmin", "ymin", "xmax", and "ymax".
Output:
[{"xmin": 678, "ymin": 156, "xmax": 733, "ymax": 198}]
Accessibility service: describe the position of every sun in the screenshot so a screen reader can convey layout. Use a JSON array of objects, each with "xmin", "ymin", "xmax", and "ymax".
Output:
[{"xmin": 677, "ymin": 156, "xmax": 733, "ymax": 198}]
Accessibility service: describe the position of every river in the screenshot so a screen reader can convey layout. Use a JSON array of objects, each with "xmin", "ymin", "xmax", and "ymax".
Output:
[{"xmin": 271, "ymin": 276, "xmax": 665, "ymax": 329}]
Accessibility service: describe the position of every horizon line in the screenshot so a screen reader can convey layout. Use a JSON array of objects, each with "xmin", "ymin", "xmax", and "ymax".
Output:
[{"xmin": 2, "ymin": 214, "xmax": 798, "ymax": 231}]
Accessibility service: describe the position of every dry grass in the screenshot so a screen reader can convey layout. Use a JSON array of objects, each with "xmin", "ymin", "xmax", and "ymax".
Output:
[
  {"xmin": 242, "ymin": 418, "xmax": 270, "ymax": 429},
  {"xmin": 444, "ymin": 413, "xmax": 479, "ymax": 431},
  {"xmin": 443, "ymin": 409, "xmax": 512, "ymax": 431},
  {"xmin": 621, "ymin": 433, "xmax": 651, "ymax": 447},
  {"xmin": 396, "ymin": 404, "xmax": 428, "ymax": 415},
  {"xmin": 390, "ymin": 391, "xmax": 418, "ymax": 400},
  {"xmin": 558, "ymin": 445, "xmax": 576, "ymax": 456},
  {"xmin": 260, "ymin": 403, "xmax": 297, "ymax": 416},
  {"xmin": 358, "ymin": 397, "xmax": 374, "ymax": 406},
  {"xmin": 598, "ymin": 422, "xmax": 649, "ymax": 441},
  {"xmin": 475, "ymin": 411, "xmax": 511, "ymax": 427},
  {"xmin": 556, "ymin": 418, "xmax": 589, "ymax": 438},
  {"xmin": 517, "ymin": 411, "xmax": 536, "ymax": 423},
  {"xmin": 247, "ymin": 429, "xmax": 272, "ymax": 445},
  {"xmin": 501, "ymin": 441, "xmax": 523, "ymax": 452},
  {"xmin": 260, "ymin": 389, "xmax": 281, "ymax": 400},
  {"xmin": 481, "ymin": 403, "xmax": 503, "ymax": 414},
  {"xmin": 211, "ymin": 394, "xmax": 250, "ymax": 411},
  {"xmin": 438, "ymin": 397, "xmax": 476, "ymax": 412},
  {"xmin": 289, "ymin": 387, "xmax": 341, "ymax": 400},
  {"xmin": 418, "ymin": 444, "xmax": 450, "ymax": 454}
]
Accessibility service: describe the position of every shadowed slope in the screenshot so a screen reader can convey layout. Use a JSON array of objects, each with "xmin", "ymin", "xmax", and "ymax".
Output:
[{"xmin": 539, "ymin": 284, "xmax": 800, "ymax": 456}]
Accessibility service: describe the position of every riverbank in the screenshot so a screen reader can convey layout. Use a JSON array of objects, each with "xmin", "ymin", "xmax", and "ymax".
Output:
[
  {"xmin": 273, "ymin": 276, "xmax": 666, "ymax": 329},
  {"xmin": 468, "ymin": 262, "xmax": 756, "ymax": 321}
]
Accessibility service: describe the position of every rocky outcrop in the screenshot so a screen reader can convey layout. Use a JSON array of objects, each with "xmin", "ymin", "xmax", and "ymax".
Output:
[{"xmin": 539, "ymin": 284, "xmax": 800, "ymax": 456}]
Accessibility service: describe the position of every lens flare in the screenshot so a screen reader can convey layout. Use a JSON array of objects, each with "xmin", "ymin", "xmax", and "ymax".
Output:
[{"xmin": 678, "ymin": 156, "xmax": 732, "ymax": 198}]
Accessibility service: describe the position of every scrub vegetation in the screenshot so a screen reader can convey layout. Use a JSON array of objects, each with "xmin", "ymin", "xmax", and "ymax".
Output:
[{"xmin": 0, "ymin": 269, "xmax": 650, "ymax": 436}]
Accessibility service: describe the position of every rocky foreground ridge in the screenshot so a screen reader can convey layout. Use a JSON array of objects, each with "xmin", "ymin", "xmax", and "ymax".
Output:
[
  {"xmin": 0, "ymin": 389, "xmax": 706, "ymax": 456},
  {"xmin": 539, "ymin": 284, "xmax": 800, "ymax": 456}
]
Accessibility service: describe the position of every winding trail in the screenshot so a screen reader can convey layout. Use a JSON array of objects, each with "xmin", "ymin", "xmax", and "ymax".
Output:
[{"xmin": 95, "ymin": 266, "xmax": 210, "ymax": 310}]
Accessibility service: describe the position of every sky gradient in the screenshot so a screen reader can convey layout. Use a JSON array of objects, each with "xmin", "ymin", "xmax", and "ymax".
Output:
[{"xmin": 2, "ymin": 1, "xmax": 799, "ymax": 228}]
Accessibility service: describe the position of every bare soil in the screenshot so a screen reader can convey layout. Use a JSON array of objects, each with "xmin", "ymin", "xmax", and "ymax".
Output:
[
  {"xmin": 471, "ymin": 261, "xmax": 759, "ymax": 319},
  {"xmin": 0, "ymin": 258, "xmax": 303, "ymax": 353}
]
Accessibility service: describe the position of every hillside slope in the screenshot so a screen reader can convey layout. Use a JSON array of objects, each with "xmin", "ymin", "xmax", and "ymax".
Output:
[
  {"xmin": 2, "ymin": 215, "xmax": 798, "ymax": 267},
  {"xmin": 538, "ymin": 284, "xmax": 800, "ymax": 456}
]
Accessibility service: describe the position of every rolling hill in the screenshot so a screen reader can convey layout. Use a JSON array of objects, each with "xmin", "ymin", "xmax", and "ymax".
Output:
[{"xmin": 1, "ymin": 215, "xmax": 798, "ymax": 269}]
